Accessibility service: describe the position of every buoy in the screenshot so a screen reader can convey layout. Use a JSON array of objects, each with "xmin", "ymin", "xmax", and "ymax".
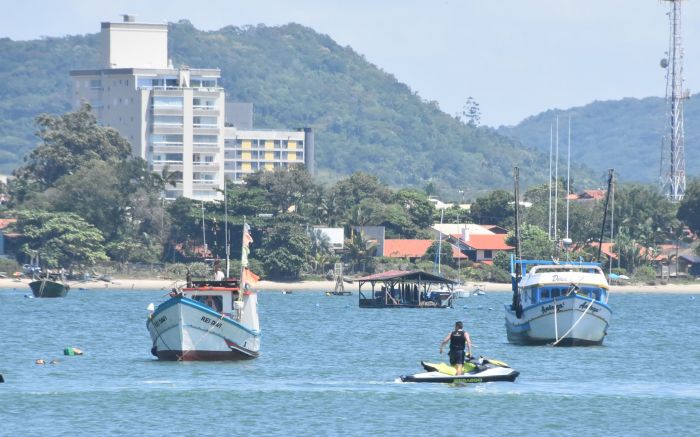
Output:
[
  {"xmin": 35, "ymin": 359, "xmax": 45, "ymax": 365},
  {"xmin": 50, "ymin": 359, "xmax": 59, "ymax": 365}
]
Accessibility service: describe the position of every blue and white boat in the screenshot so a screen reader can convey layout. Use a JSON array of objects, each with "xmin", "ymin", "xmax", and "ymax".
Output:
[
  {"xmin": 147, "ymin": 222, "xmax": 261, "ymax": 361},
  {"xmin": 505, "ymin": 260, "xmax": 612, "ymax": 346}
]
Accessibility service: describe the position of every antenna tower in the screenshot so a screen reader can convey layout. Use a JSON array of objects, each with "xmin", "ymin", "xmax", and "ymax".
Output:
[{"xmin": 659, "ymin": 0, "xmax": 688, "ymax": 202}]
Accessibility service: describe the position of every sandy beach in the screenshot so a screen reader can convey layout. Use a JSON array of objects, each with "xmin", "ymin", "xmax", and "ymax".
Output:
[
  {"xmin": 0, "ymin": 277, "xmax": 338, "ymax": 292},
  {"xmin": 2, "ymin": 277, "xmax": 700, "ymax": 294}
]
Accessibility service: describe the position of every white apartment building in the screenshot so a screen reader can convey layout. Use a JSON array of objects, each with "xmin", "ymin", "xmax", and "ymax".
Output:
[{"xmin": 70, "ymin": 15, "xmax": 313, "ymax": 200}]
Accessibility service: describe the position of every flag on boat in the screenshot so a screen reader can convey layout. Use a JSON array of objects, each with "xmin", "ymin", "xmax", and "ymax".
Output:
[
  {"xmin": 242, "ymin": 268, "xmax": 260, "ymax": 286},
  {"xmin": 241, "ymin": 222, "xmax": 253, "ymax": 267}
]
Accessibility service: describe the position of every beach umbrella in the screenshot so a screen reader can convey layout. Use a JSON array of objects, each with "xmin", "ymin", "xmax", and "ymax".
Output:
[{"xmin": 608, "ymin": 273, "xmax": 619, "ymax": 280}]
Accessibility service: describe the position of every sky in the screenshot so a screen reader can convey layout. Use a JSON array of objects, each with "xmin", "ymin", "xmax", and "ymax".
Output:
[{"xmin": 1, "ymin": 0, "xmax": 699, "ymax": 127}]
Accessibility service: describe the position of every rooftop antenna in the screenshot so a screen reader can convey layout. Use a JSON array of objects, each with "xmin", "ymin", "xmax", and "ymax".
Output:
[{"xmin": 659, "ymin": 0, "xmax": 688, "ymax": 202}]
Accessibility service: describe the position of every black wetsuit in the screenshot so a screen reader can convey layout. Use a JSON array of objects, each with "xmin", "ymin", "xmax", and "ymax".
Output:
[{"xmin": 448, "ymin": 329, "xmax": 467, "ymax": 365}]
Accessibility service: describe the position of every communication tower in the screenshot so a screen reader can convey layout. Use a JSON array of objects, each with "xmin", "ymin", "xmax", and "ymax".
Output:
[{"xmin": 659, "ymin": 0, "xmax": 689, "ymax": 202}]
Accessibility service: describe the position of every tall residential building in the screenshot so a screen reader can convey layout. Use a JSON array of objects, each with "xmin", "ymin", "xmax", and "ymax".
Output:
[{"xmin": 70, "ymin": 15, "xmax": 313, "ymax": 200}]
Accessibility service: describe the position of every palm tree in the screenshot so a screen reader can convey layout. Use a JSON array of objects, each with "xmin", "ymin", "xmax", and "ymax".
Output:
[{"xmin": 345, "ymin": 230, "xmax": 377, "ymax": 273}]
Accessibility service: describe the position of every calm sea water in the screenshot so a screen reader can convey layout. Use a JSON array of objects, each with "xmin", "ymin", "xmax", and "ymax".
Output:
[{"xmin": 1, "ymin": 286, "xmax": 698, "ymax": 436}]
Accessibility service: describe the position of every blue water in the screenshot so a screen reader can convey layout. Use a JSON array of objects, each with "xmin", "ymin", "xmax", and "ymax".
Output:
[{"xmin": 1, "ymin": 287, "xmax": 699, "ymax": 436}]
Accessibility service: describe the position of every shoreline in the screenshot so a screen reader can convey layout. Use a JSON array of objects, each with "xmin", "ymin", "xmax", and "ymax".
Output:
[{"xmin": 2, "ymin": 277, "xmax": 699, "ymax": 294}]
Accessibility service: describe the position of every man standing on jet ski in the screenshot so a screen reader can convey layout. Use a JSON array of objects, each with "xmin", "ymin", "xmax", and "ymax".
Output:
[{"xmin": 439, "ymin": 321, "xmax": 473, "ymax": 375}]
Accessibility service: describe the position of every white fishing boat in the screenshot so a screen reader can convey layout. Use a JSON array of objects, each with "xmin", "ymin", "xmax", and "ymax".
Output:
[
  {"xmin": 147, "ymin": 222, "xmax": 261, "ymax": 360},
  {"xmin": 505, "ymin": 260, "xmax": 612, "ymax": 346},
  {"xmin": 505, "ymin": 167, "xmax": 614, "ymax": 346}
]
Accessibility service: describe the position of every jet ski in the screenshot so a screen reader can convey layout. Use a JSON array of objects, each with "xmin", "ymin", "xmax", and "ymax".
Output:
[{"xmin": 400, "ymin": 356, "xmax": 519, "ymax": 383}]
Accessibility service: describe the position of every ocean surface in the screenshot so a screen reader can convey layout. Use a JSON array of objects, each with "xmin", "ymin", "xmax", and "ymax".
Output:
[{"xmin": 1, "ymin": 286, "xmax": 698, "ymax": 436}]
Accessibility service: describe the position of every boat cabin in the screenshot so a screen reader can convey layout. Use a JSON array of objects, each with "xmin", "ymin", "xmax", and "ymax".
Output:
[
  {"xmin": 180, "ymin": 278, "xmax": 241, "ymax": 318},
  {"xmin": 354, "ymin": 270, "xmax": 456, "ymax": 308},
  {"xmin": 513, "ymin": 260, "xmax": 610, "ymax": 306}
]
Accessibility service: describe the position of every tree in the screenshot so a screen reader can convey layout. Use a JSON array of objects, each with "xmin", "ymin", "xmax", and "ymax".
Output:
[
  {"xmin": 13, "ymin": 210, "xmax": 108, "ymax": 269},
  {"xmin": 244, "ymin": 166, "xmax": 317, "ymax": 214},
  {"xmin": 677, "ymin": 179, "xmax": 700, "ymax": 235},
  {"xmin": 470, "ymin": 190, "xmax": 514, "ymax": 227},
  {"xmin": 459, "ymin": 96, "xmax": 481, "ymax": 127},
  {"xmin": 394, "ymin": 188, "xmax": 435, "ymax": 229},
  {"xmin": 614, "ymin": 184, "xmax": 676, "ymax": 243},
  {"xmin": 329, "ymin": 172, "xmax": 393, "ymax": 224},
  {"xmin": 344, "ymin": 230, "xmax": 377, "ymax": 273},
  {"xmin": 505, "ymin": 224, "xmax": 553, "ymax": 260},
  {"xmin": 12, "ymin": 104, "xmax": 131, "ymax": 191},
  {"xmin": 307, "ymin": 228, "xmax": 336, "ymax": 275},
  {"xmin": 257, "ymin": 221, "xmax": 311, "ymax": 280},
  {"xmin": 423, "ymin": 240, "xmax": 456, "ymax": 269}
]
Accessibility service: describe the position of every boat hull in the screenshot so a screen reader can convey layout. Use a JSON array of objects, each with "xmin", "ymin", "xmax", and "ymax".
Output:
[
  {"xmin": 29, "ymin": 280, "xmax": 69, "ymax": 298},
  {"xmin": 505, "ymin": 295, "xmax": 611, "ymax": 346},
  {"xmin": 147, "ymin": 296, "xmax": 260, "ymax": 361}
]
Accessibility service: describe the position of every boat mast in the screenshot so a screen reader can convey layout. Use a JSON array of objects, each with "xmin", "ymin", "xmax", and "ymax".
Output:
[
  {"xmin": 224, "ymin": 180, "xmax": 230, "ymax": 278},
  {"xmin": 609, "ymin": 172, "xmax": 615, "ymax": 275},
  {"xmin": 554, "ymin": 116, "xmax": 559, "ymax": 242},
  {"xmin": 434, "ymin": 208, "xmax": 444, "ymax": 275},
  {"xmin": 566, "ymin": 116, "xmax": 571, "ymax": 240},
  {"xmin": 548, "ymin": 124, "xmax": 553, "ymax": 240},
  {"xmin": 596, "ymin": 169, "xmax": 614, "ymax": 263},
  {"xmin": 512, "ymin": 166, "xmax": 522, "ymax": 318},
  {"xmin": 201, "ymin": 201, "xmax": 207, "ymax": 255}
]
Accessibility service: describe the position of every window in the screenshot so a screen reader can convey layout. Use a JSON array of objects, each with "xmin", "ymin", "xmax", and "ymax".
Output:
[
  {"xmin": 193, "ymin": 135, "xmax": 218, "ymax": 144},
  {"xmin": 190, "ymin": 77, "xmax": 218, "ymax": 88},
  {"xmin": 153, "ymin": 96, "xmax": 183, "ymax": 108},
  {"xmin": 153, "ymin": 116, "xmax": 183, "ymax": 126},
  {"xmin": 193, "ymin": 116, "xmax": 217, "ymax": 127},
  {"xmin": 90, "ymin": 79, "xmax": 102, "ymax": 89},
  {"xmin": 483, "ymin": 250, "xmax": 493, "ymax": 259},
  {"xmin": 193, "ymin": 97, "xmax": 217, "ymax": 109},
  {"xmin": 150, "ymin": 134, "xmax": 183, "ymax": 145}
]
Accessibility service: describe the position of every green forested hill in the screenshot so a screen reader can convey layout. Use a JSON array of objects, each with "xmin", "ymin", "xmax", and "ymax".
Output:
[
  {"xmin": 0, "ymin": 21, "xmax": 547, "ymax": 198},
  {"xmin": 498, "ymin": 95, "xmax": 700, "ymax": 183}
]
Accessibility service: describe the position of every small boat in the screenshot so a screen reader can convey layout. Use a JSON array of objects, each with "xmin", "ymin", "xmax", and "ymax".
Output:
[
  {"xmin": 282, "ymin": 290, "xmax": 293, "ymax": 294},
  {"xmin": 147, "ymin": 222, "xmax": 261, "ymax": 361},
  {"xmin": 400, "ymin": 357, "xmax": 519, "ymax": 383},
  {"xmin": 29, "ymin": 274, "xmax": 70, "ymax": 298},
  {"xmin": 325, "ymin": 290, "xmax": 352, "ymax": 296}
]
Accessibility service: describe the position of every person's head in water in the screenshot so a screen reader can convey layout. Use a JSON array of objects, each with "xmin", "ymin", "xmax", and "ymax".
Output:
[{"xmin": 455, "ymin": 321, "xmax": 463, "ymax": 330}]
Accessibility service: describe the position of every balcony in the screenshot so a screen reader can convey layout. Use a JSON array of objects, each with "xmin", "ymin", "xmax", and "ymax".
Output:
[
  {"xmin": 193, "ymin": 161, "xmax": 220, "ymax": 170},
  {"xmin": 151, "ymin": 161, "xmax": 183, "ymax": 172},
  {"xmin": 193, "ymin": 144, "xmax": 220, "ymax": 153},
  {"xmin": 152, "ymin": 106, "xmax": 184, "ymax": 116}
]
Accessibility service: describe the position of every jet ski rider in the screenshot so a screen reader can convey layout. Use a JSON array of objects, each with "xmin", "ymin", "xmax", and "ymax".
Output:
[{"xmin": 439, "ymin": 321, "xmax": 473, "ymax": 375}]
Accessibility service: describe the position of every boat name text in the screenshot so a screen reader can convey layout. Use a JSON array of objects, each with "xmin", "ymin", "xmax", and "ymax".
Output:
[
  {"xmin": 153, "ymin": 315, "xmax": 167, "ymax": 328},
  {"xmin": 201, "ymin": 316, "xmax": 223, "ymax": 329},
  {"xmin": 541, "ymin": 303, "xmax": 565, "ymax": 315}
]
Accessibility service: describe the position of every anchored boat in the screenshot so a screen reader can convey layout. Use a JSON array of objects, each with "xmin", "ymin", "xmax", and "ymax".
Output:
[
  {"xmin": 29, "ymin": 273, "xmax": 70, "ymax": 298},
  {"xmin": 147, "ymin": 222, "xmax": 261, "ymax": 361},
  {"xmin": 505, "ymin": 167, "xmax": 613, "ymax": 346},
  {"xmin": 505, "ymin": 260, "xmax": 612, "ymax": 346}
]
